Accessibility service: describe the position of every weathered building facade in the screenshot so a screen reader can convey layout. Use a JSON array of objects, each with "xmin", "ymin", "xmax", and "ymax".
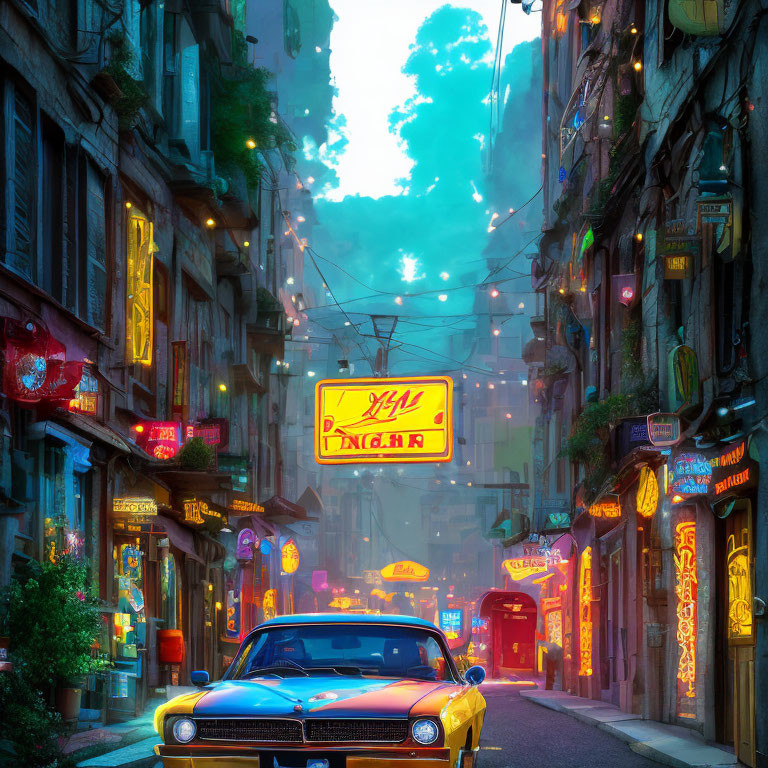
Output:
[
  {"xmin": 525, "ymin": 0, "xmax": 768, "ymax": 763},
  {"xmin": 0, "ymin": 0, "xmax": 327, "ymax": 721}
]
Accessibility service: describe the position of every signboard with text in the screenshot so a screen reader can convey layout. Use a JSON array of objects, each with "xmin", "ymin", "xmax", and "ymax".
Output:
[{"xmin": 315, "ymin": 376, "xmax": 453, "ymax": 464}]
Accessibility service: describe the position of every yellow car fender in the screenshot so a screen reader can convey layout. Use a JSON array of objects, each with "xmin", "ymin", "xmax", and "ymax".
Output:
[
  {"xmin": 439, "ymin": 686, "xmax": 486, "ymax": 765},
  {"xmin": 153, "ymin": 691, "xmax": 208, "ymax": 735}
]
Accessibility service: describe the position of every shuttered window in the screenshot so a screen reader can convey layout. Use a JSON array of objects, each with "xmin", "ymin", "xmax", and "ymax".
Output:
[
  {"xmin": 4, "ymin": 84, "xmax": 36, "ymax": 279},
  {"xmin": 83, "ymin": 160, "xmax": 107, "ymax": 331}
]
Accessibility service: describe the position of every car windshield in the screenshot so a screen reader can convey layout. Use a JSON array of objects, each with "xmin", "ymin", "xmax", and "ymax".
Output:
[{"xmin": 226, "ymin": 624, "xmax": 456, "ymax": 682}]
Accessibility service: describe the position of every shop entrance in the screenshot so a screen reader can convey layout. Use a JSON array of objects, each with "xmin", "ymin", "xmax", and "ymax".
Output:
[
  {"xmin": 475, "ymin": 591, "xmax": 537, "ymax": 678},
  {"xmin": 715, "ymin": 500, "xmax": 756, "ymax": 767}
]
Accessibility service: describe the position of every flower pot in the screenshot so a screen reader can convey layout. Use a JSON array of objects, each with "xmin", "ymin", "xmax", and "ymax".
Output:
[{"xmin": 54, "ymin": 686, "xmax": 82, "ymax": 722}]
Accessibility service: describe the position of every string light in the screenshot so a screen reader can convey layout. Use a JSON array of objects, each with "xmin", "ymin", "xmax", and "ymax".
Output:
[
  {"xmin": 205, "ymin": 218, "xmax": 215, "ymax": 228},
  {"xmin": 246, "ymin": 138, "xmax": 257, "ymax": 149},
  {"xmin": 438, "ymin": 294, "xmax": 448, "ymax": 302},
  {"xmin": 243, "ymin": 241, "xmax": 250, "ymax": 247},
  {"xmin": 635, "ymin": 232, "xmax": 643, "ymax": 242},
  {"xmin": 633, "ymin": 61, "xmax": 643, "ymax": 71},
  {"xmin": 490, "ymin": 287, "xmax": 500, "ymax": 298},
  {"xmin": 218, "ymin": 383, "xmax": 227, "ymax": 392},
  {"xmin": 394, "ymin": 296, "xmax": 403, "ymax": 305},
  {"xmin": 440, "ymin": 271, "xmax": 450, "ymax": 280},
  {"xmin": 125, "ymin": 201, "xmax": 132, "ymax": 209},
  {"xmin": 297, "ymin": 215, "xmax": 306, "ymax": 222},
  {"xmin": 492, "ymin": 327, "xmax": 501, "ymax": 336}
]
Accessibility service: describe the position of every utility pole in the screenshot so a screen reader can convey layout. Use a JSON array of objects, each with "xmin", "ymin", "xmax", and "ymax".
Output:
[{"xmin": 370, "ymin": 315, "xmax": 398, "ymax": 377}]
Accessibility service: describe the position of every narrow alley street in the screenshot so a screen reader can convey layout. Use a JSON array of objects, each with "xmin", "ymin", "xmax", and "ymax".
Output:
[{"xmin": 479, "ymin": 685, "xmax": 661, "ymax": 768}]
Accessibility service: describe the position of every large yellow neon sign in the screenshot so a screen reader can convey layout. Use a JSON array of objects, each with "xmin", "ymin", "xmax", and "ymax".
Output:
[
  {"xmin": 727, "ymin": 529, "xmax": 752, "ymax": 641},
  {"xmin": 578, "ymin": 547, "xmax": 592, "ymax": 676},
  {"xmin": 314, "ymin": 377, "xmax": 453, "ymax": 464},
  {"xmin": 674, "ymin": 521, "xmax": 697, "ymax": 716},
  {"xmin": 126, "ymin": 209, "xmax": 156, "ymax": 365}
]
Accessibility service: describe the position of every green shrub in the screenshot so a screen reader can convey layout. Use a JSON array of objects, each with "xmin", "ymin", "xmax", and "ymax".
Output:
[
  {"xmin": 211, "ymin": 33, "xmax": 297, "ymax": 190},
  {"xmin": 6, "ymin": 556, "xmax": 105, "ymax": 690},
  {"xmin": 103, "ymin": 30, "xmax": 148, "ymax": 131},
  {"xmin": 0, "ymin": 663, "xmax": 66, "ymax": 767},
  {"xmin": 179, "ymin": 437, "xmax": 215, "ymax": 471}
]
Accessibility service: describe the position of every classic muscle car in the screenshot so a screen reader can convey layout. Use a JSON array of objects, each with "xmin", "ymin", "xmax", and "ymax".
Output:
[{"xmin": 154, "ymin": 614, "xmax": 487, "ymax": 768}]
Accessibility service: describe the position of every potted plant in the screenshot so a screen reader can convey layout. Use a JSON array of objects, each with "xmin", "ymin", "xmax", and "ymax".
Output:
[
  {"xmin": 6, "ymin": 555, "xmax": 108, "ymax": 722},
  {"xmin": 179, "ymin": 436, "xmax": 215, "ymax": 471}
]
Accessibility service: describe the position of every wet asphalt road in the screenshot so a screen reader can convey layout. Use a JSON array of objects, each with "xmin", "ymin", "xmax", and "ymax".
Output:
[{"xmin": 478, "ymin": 683, "xmax": 659, "ymax": 768}]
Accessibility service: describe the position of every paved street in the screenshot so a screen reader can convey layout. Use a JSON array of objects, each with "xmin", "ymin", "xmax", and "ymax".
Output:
[{"xmin": 479, "ymin": 684, "xmax": 659, "ymax": 768}]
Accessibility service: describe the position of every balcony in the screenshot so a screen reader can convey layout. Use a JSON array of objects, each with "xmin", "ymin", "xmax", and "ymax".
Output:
[
  {"xmin": 189, "ymin": 0, "xmax": 234, "ymax": 63},
  {"xmin": 215, "ymin": 231, "xmax": 250, "ymax": 277}
]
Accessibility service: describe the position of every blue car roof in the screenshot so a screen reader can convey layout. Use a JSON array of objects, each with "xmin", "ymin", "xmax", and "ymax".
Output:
[{"xmin": 257, "ymin": 613, "xmax": 439, "ymax": 630}]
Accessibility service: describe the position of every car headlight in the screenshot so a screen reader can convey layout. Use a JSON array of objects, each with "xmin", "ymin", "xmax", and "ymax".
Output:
[
  {"xmin": 172, "ymin": 717, "xmax": 197, "ymax": 743},
  {"xmin": 412, "ymin": 719, "xmax": 439, "ymax": 745}
]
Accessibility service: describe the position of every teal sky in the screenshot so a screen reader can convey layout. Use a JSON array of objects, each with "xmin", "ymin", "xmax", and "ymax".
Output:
[{"xmin": 302, "ymin": 4, "xmax": 543, "ymax": 376}]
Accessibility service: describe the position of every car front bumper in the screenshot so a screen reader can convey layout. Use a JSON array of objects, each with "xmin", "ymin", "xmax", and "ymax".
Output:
[{"xmin": 155, "ymin": 744, "xmax": 453, "ymax": 768}]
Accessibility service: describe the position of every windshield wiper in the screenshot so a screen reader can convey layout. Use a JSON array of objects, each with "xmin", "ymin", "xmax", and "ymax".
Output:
[
  {"xmin": 242, "ymin": 665, "xmax": 309, "ymax": 679},
  {"xmin": 305, "ymin": 665, "xmax": 370, "ymax": 676}
]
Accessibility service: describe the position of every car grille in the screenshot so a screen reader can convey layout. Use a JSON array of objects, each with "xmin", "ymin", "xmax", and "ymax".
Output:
[
  {"xmin": 196, "ymin": 718, "xmax": 303, "ymax": 743},
  {"xmin": 305, "ymin": 719, "xmax": 409, "ymax": 743}
]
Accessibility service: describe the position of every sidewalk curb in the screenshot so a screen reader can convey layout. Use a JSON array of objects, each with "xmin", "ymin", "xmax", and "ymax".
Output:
[{"xmin": 520, "ymin": 690, "xmax": 739, "ymax": 768}]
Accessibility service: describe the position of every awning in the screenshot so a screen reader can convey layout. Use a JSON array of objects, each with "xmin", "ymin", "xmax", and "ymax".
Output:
[
  {"xmin": 50, "ymin": 409, "xmax": 132, "ymax": 454},
  {"xmin": 150, "ymin": 514, "xmax": 204, "ymax": 563},
  {"xmin": 261, "ymin": 495, "xmax": 314, "ymax": 524}
]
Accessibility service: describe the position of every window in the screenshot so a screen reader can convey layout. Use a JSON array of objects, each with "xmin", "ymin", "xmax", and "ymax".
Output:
[
  {"xmin": 2, "ymin": 80, "xmax": 110, "ymax": 330},
  {"xmin": 82, "ymin": 159, "xmax": 108, "ymax": 330},
  {"xmin": 228, "ymin": 624, "xmax": 456, "ymax": 681},
  {"xmin": 41, "ymin": 117, "xmax": 64, "ymax": 300},
  {"xmin": 3, "ymin": 81, "xmax": 36, "ymax": 280}
]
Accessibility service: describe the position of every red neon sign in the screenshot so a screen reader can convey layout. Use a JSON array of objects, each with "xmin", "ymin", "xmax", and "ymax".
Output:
[{"xmin": 674, "ymin": 521, "xmax": 697, "ymax": 718}]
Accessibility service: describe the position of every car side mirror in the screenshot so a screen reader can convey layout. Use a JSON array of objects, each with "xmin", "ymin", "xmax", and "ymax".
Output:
[
  {"xmin": 191, "ymin": 670, "xmax": 210, "ymax": 687},
  {"xmin": 464, "ymin": 665, "xmax": 485, "ymax": 686}
]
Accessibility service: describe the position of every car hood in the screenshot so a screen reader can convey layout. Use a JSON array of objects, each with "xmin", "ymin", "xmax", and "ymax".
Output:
[{"xmin": 190, "ymin": 677, "xmax": 457, "ymax": 718}]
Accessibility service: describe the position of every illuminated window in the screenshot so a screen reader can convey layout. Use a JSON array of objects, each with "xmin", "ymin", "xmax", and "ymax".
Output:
[
  {"xmin": 674, "ymin": 520, "xmax": 697, "ymax": 717},
  {"xmin": 578, "ymin": 547, "xmax": 593, "ymax": 676}
]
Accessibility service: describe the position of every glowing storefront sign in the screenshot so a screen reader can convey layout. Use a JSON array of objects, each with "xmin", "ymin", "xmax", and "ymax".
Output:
[
  {"xmin": 126, "ymin": 209, "xmax": 156, "ymax": 365},
  {"xmin": 263, "ymin": 589, "xmax": 277, "ymax": 620},
  {"xmin": 713, "ymin": 468, "xmax": 751, "ymax": 498},
  {"xmin": 380, "ymin": 561, "xmax": 430, "ymax": 582},
  {"xmin": 502, "ymin": 553, "xmax": 564, "ymax": 581},
  {"xmin": 236, "ymin": 528, "xmax": 257, "ymax": 560},
  {"xmin": 113, "ymin": 497, "xmax": 157, "ymax": 517},
  {"xmin": 183, "ymin": 499, "xmax": 225, "ymax": 526},
  {"xmin": 281, "ymin": 539, "xmax": 300, "ymax": 574},
  {"xmin": 674, "ymin": 521, "xmax": 697, "ymax": 717},
  {"xmin": 727, "ymin": 529, "xmax": 752, "ymax": 641},
  {"xmin": 636, "ymin": 466, "xmax": 659, "ymax": 518},
  {"xmin": 439, "ymin": 610, "xmax": 462, "ymax": 639},
  {"xmin": 669, "ymin": 453, "xmax": 712, "ymax": 497},
  {"xmin": 541, "ymin": 596, "xmax": 562, "ymax": 613},
  {"xmin": 647, "ymin": 413, "xmax": 681, "ymax": 447},
  {"xmin": 578, "ymin": 547, "xmax": 593, "ymax": 677},
  {"xmin": 668, "ymin": 345, "xmax": 700, "ymax": 412},
  {"xmin": 314, "ymin": 376, "xmax": 453, "ymax": 464},
  {"xmin": 547, "ymin": 610, "xmax": 563, "ymax": 648},
  {"xmin": 132, "ymin": 421, "xmax": 182, "ymax": 460},
  {"xmin": 588, "ymin": 497, "xmax": 621, "ymax": 519},
  {"xmin": 229, "ymin": 499, "xmax": 265, "ymax": 514},
  {"xmin": 69, "ymin": 367, "xmax": 99, "ymax": 414}
]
